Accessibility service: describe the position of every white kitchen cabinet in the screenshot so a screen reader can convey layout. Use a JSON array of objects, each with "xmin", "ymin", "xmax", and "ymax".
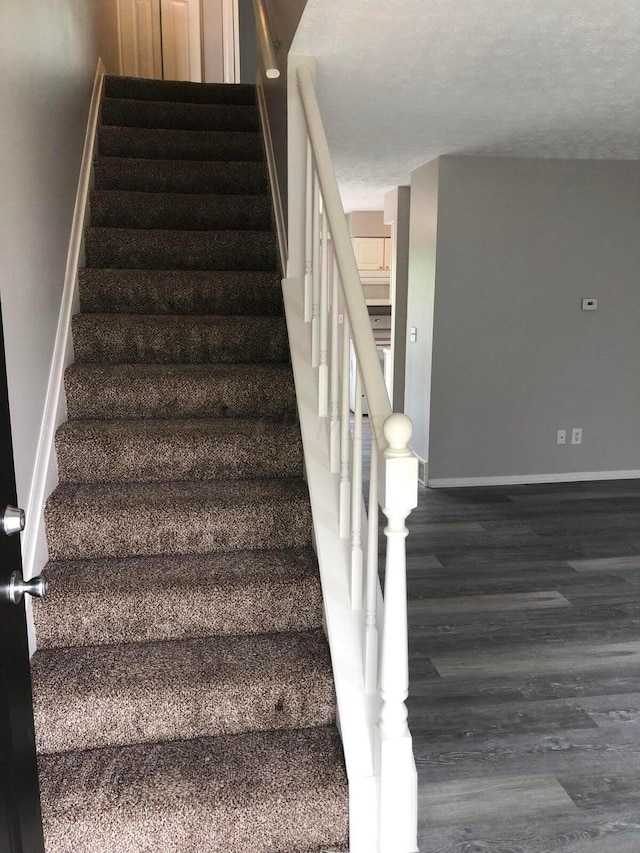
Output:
[{"xmin": 353, "ymin": 237, "xmax": 386, "ymax": 270}]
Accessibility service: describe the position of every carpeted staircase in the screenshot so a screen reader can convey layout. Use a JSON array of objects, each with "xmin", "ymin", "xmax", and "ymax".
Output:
[{"xmin": 31, "ymin": 75, "xmax": 349, "ymax": 853}]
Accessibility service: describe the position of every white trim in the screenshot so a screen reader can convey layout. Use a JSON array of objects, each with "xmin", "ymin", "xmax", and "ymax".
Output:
[
  {"xmin": 256, "ymin": 74, "xmax": 287, "ymax": 272},
  {"xmin": 221, "ymin": 0, "xmax": 239, "ymax": 83},
  {"xmin": 428, "ymin": 469, "xmax": 640, "ymax": 488},
  {"xmin": 282, "ymin": 276, "xmax": 379, "ymax": 853},
  {"xmin": 116, "ymin": 1, "xmax": 124, "ymax": 75},
  {"xmin": 23, "ymin": 59, "xmax": 106, "ymax": 594}
]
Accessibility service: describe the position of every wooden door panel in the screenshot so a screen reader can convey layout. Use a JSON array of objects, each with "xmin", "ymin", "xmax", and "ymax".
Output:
[
  {"xmin": 118, "ymin": 0, "xmax": 163, "ymax": 79},
  {"xmin": 161, "ymin": 0, "xmax": 202, "ymax": 82}
]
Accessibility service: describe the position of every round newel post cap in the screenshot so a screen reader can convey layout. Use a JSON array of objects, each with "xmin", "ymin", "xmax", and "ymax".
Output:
[{"xmin": 383, "ymin": 413, "xmax": 413, "ymax": 456}]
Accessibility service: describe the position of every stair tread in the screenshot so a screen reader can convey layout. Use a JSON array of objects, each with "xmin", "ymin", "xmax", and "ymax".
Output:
[
  {"xmin": 104, "ymin": 76, "xmax": 257, "ymax": 105},
  {"xmin": 94, "ymin": 156, "xmax": 268, "ymax": 194},
  {"xmin": 97, "ymin": 125, "xmax": 264, "ymax": 161},
  {"xmin": 101, "ymin": 98, "xmax": 260, "ymax": 132},
  {"xmin": 32, "ymin": 629, "xmax": 335, "ymax": 753},
  {"xmin": 64, "ymin": 361, "xmax": 296, "ymax": 420},
  {"xmin": 38, "ymin": 726, "xmax": 348, "ymax": 853},
  {"xmin": 55, "ymin": 416, "xmax": 302, "ymax": 482},
  {"xmin": 45, "ymin": 477, "xmax": 312, "ymax": 560},
  {"xmin": 89, "ymin": 190, "xmax": 272, "ymax": 231},
  {"xmin": 78, "ymin": 268, "xmax": 283, "ymax": 315},
  {"xmin": 84, "ymin": 226, "xmax": 278, "ymax": 271},
  {"xmin": 47, "ymin": 475, "xmax": 309, "ymax": 502},
  {"xmin": 34, "ymin": 547, "xmax": 322, "ymax": 648},
  {"xmin": 71, "ymin": 313, "xmax": 289, "ymax": 364}
]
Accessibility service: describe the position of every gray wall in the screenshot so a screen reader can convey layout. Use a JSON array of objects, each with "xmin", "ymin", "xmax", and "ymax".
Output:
[
  {"xmin": 262, "ymin": 0, "xmax": 308, "ymax": 230},
  {"xmin": 0, "ymin": 0, "xmax": 118, "ymax": 506},
  {"xmin": 422, "ymin": 155, "xmax": 640, "ymax": 482},
  {"xmin": 238, "ymin": 0, "xmax": 257, "ymax": 83},
  {"xmin": 384, "ymin": 186, "xmax": 411, "ymax": 412},
  {"xmin": 405, "ymin": 161, "xmax": 439, "ymax": 462}
]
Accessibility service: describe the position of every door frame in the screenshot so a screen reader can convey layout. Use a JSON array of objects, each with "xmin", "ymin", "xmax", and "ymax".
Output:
[{"xmin": 221, "ymin": 0, "xmax": 240, "ymax": 83}]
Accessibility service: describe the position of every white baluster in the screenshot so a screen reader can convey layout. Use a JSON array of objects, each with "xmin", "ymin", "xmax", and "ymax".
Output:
[
  {"xmin": 339, "ymin": 312, "xmax": 351, "ymax": 537},
  {"xmin": 318, "ymin": 208, "xmax": 330, "ymax": 417},
  {"xmin": 329, "ymin": 253, "xmax": 341, "ymax": 473},
  {"xmin": 378, "ymin": 413, "xmax": 419, "ymax": 853},
  {"xmin": 350, "ymin": 369, "xmax": 363, "ymax": 609},
  {"xmin": 303, "ymin": 141, "xmax": 313, "ymax": 323},
  {"xmin": 311, "ymin": 176, "xmax": 321, "ymax": 367},
  {"xmin": 364, "ymin": 443, "xmax": 379, "ymax": 692}
]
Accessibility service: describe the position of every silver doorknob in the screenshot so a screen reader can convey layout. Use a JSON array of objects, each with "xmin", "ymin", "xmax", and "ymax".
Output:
[
  {"xmin": 2, "ymin": 505, "xmax": 25, "ymax": 536},
  {"xmin": 1, "ymin": 571, "xmax": 48, "ymax": 605}
]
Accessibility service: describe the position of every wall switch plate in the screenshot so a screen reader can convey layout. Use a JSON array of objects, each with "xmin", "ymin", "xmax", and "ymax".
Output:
[
  {"xmin": 571, "ymin": 428, "xmax": 582, "ymax": 445},
  {"xmin": 410, "ymin": 327, "xmax": 417, "ymax": 342},
  {"xmin": 581, "ymin": 298, "xmax": 598, "ymax": 311},
  {"xmin": 557, "ymin": 429, "xmax": 566, "ymax": 445}
]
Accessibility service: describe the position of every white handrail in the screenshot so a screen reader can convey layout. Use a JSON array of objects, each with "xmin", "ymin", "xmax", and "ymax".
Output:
[
  {"xmin": 296, "ymin": 65, "xmax": 391, "ymax": 451},
  {"xmin": 252, "ymin": 0, "xmax": 280, "ymax": 79},
  {"xmin": 289, "ymin": 59, "xmax": 419, "ymax": 852}
]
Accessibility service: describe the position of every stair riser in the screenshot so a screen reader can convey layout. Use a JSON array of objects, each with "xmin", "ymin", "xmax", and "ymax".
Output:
[
  {"xmin": 85, "ymin": 228, "xmax": 278, "ymax": 271},
  {"xmin": 55, "ymin": 423, "xmax": 303, "ymax": 483},
  {"xmin": 94, "ymin": 159, "xmax": 268, "ymax": 195},
  {"xmin": 45, "ymin": 494, "xmax": 312, "ymax": 560},
  {"xmin": 101, "ymin": 98, "xmax": 260, "ymax": 132},
  {"xmin": 78, "ymin": 270, "xmax": 283, "ymax": 316},
  {"xmin": 98, "ymin": 126, "xmax": 264, "ymax": 161},
  {"xmin": 71, "ymin": 315, "xmax": 289, "ymax": 364},
  {"xmin": 64, "ymin": 367, "xmax": 296, "ymax": 420},
  {"xmin": 90, "ymin": 191, "xmax": 272, "ymax": 231}
]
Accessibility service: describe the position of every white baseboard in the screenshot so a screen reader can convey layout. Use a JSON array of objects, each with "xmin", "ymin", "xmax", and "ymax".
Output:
[
  {"xmin": 256, "ymin": 72, "xmax": 287, "ymax": 273},
  {"xmin": 22, "ymin": 58, "xmax": 106, "ymax": 602},
  {"xmin": 429, "ymin": 469, "xmax": 640, "ymax": 488}
]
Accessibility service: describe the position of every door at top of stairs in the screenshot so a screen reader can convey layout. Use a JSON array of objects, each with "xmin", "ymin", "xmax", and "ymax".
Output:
[{"xmin": 117, "ymin": 0, "xmax": 233, "ymax": 83}]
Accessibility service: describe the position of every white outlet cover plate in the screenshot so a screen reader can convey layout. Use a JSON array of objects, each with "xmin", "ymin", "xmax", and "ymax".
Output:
[{"xmin": 582, "ymin": 298, "xmax": 598, "ymax": 310}]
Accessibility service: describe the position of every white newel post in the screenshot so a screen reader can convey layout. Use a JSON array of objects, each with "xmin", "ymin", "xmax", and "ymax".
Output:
[{"xmin": 378, "ymin": 413, "xmax": 419, "ymax": 853}]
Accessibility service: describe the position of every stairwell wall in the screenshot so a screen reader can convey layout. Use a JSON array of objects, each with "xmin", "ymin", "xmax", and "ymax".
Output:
[
  {"xmin": 0, "ymin": 0, "xmax": 119, "ymax": 511},
  {"xmin": 259, "ymin": 0, "xmax": 308, "ymax": 231}
]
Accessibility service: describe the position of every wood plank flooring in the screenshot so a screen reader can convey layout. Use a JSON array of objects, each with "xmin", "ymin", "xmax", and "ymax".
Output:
[{"xmin": 400, "ymin": 477, "xmax": 640, "ymax": 852}]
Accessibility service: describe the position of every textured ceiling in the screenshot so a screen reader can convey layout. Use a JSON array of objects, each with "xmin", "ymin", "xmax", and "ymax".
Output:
[{"xmin": 292, "ymin": 0, "xmax": 640, "ymax": 211}]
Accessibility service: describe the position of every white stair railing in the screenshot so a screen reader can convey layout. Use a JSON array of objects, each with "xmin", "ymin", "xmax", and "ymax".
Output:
[{"xmin": 282, "ymin": 58, "xmax": 419, "ymax": 853}]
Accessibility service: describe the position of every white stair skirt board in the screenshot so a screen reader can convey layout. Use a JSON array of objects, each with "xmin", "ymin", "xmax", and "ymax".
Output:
[
  {"xmin": 22, "ymin": 58, "xmax": 106, "ymax": 654},
  {"xmin": 282, "ymin": 276, "xmax": 380, "ymax": 853},
  {"xmin": 429, "ymin": 469, "xmax": 640, "ymax": 488}
]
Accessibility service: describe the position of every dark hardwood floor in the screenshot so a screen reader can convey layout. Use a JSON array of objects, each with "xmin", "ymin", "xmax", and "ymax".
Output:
[{"xmin": 402, "ymin": 478, "xmax": 640, "ymax": 852}]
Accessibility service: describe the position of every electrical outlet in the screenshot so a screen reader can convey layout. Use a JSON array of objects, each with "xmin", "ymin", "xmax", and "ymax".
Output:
[
  {"xmin": 571, "ymin": 428, "xmax": 582, "ymax": 445},
  {"xmin": 557, "ymin": 429, "xmax": 566, "ymax": 445}
]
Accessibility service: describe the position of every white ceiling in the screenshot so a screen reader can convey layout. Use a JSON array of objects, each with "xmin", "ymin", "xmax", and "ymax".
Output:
[{"xmin": 292, "ymin": 0, "xmax": 640, "ymax": 211}]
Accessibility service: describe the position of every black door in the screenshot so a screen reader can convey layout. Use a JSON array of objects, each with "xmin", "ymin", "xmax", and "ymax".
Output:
[{"xmin": 0, "ymin": 299, "xmax": 45, "ymax": 852}]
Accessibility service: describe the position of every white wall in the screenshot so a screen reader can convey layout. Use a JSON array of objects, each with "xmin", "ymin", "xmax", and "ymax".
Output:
[
  {"xmin": 424, "ymin": 155, "xmax": 640, "ymax": 483},
  {"xmin": 347, "ymin": 210, "xmax": 390, "ymax": 238},
  {"xmin": 405, "ymin": 160, "xmax": 439, "ymax": 464},
  {"xmin": 0, "ymin": 0, "xmax": 118, "ymax": 509}
]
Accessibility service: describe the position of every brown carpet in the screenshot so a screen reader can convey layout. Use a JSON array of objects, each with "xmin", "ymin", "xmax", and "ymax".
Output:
[{"xmin": 31, "ymin": 75, "xmax": 348, "ymax": 853}]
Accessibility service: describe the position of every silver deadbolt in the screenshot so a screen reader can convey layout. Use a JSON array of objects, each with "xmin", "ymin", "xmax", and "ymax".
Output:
[
  {"xmin": 2, "ymin": 505, "xmax": 25, "ymax": 536},
  {"xmin": 1, "ymin": 571, "xmax": 48, "ymax": 605}
]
